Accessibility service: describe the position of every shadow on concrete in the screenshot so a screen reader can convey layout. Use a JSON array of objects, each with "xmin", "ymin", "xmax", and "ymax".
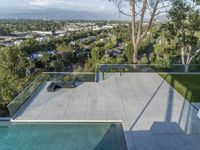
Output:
[
  {"xmin": 94, "ymin": 124, "xmax": 128, "ymax": 150},
  {"xmin": 126, "ymin": 121, "xmax": 200, "ymax": 150},
  {"xmin": 129, "ymin": 73, "xmax": 200, "ymax": 132},
  {"xmin": 129, "ymin": 77, "xmax": 167, "ymax": 131},
  {"xmin": 163, "ymin": 74, "xmax": 200, "ymax": 134},
  {"xmin": 165, "ymin": 75, "xmax": 174, "ymax": 122},
  {"xmin": 127, "ymin": 74, "xmax": 200, "ymax": 150}
]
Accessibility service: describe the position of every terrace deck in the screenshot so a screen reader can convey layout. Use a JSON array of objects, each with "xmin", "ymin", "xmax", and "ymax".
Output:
[{"xmin": 14, "ymin": 73, "xmax": 200, "ymax": 150}]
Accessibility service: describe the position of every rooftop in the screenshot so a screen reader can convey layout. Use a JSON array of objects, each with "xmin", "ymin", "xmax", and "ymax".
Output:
[{"xmin": 13, "ymin": 73, "xmax": 200, "ymax": 150}]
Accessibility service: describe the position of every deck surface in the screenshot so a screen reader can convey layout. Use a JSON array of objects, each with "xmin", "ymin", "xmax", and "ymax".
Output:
[{"xmin": 15, "ymin": 73, "xmax": 200, "ymax": 150}]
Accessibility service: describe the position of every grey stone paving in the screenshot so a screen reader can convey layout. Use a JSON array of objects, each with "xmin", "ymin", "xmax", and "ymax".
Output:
[
  {"xmin": 14, "ymin": 73, "xmax": 200, "ymax": 150},
  {"xmin": 192, "ymin": 103, "xmax": 200, "ymax": 110}
]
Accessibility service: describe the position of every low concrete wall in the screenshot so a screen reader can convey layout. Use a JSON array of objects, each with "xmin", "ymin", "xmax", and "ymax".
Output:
[{"xmin": 0, "ymin": 117, "xmax": 11, "ymax": 121}]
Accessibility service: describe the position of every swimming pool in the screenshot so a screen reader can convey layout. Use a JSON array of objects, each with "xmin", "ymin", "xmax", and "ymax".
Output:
[{"xmin": 0, "ymin": 122, "xmax": 127, "ymax": 150}]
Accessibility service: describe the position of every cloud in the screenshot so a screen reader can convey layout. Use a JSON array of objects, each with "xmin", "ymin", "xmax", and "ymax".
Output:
[
  {"xmin": 30, "ymin": 0, "xmax": 65, "ymax": 7},
  {"xmin": 30, "ymin": 0, "xmax": 92, "ymax": 8},
  {"xmin": 99, "ymin": 5, "xmax": 105, "ymax": 10},
  {"xmin": 29, "ymin": 0, "xmax": 116, "ymax": 13}
]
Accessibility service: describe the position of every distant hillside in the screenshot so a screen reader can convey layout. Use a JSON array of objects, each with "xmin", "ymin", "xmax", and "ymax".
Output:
[{"xmin": 0, "ymin": 8, "xmax": 128, "ymax": 21}]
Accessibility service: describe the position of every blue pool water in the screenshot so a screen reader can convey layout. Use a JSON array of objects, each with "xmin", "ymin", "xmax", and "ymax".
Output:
[{"xmin": 0, "ymin": 123, "xmax": 127, "ymax": 150}]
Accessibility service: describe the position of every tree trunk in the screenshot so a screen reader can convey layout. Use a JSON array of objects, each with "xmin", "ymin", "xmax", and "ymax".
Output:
[
  {"xmin": 132, "ymin": 43, "xmax": 138, "ymax": 71},
  {"xmin": 133, "ymin": 44, "xmax": 138, "ymax": 64},
  {"xmin": 131, "ymin": 0, "xmax": 137, "ymax": 64}
]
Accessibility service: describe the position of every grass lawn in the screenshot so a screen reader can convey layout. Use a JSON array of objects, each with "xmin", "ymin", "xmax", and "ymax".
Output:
[{"xmin": 160, "ymin": 74, "xmax": 200, "ymax": 103}]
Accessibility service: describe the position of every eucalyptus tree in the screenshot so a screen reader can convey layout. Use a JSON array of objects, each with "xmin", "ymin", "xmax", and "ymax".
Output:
[
  {"xmin": 109, "ymin": 0, "xmax": 172, "ymax": 63},
  {"xmin": 167, "ymin": 0, "xmax": 200, "ymax": 71}
]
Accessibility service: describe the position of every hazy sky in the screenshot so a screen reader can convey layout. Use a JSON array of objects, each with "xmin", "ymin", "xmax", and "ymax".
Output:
[{"xmin": 0, "ymin": 0, "xmax": 118, "ymax": 13}]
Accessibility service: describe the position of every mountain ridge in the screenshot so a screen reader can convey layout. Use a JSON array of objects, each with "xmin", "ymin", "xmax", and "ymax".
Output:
[{"xmin": 0, "ymin": 8, "xmax": 128, "ymax": 20}]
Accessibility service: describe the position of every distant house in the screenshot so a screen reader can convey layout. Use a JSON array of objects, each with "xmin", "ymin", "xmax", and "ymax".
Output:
[
  {"xmin": 105, "ymin": 48, "xmax": 123, "ymax": 58},
  {"xmin": 89, "ymin": 36, "xmax": 96, "ymax": 40},
  {"xmin": 80, "ymin": 36, "xmax": 96, "ymax": 44},
  {"xmin": 74, "ymin": 49, "xmax": 89, "ymax": 57},
  {"xmin": 32, "ymin": 31, "xmax": 53, "ymax": 36},
  {"xmin": 14, "ymin": 40, "xmax": 23, "ymax": 45},
  {"xmin": 56, "ymin": 34, "xmax": 65, "ymax": 37},
  {"xmin": 36, "ymin": 37, "xmax": 49, "ymax": 42},
  {"xmin": 99, "ymin": 39, "xmax": 104, "ymax": 42},
  {"xmin": 11, "ymin": 31, "xmax": 28, "ymax": 37},
  {"xmin": 30, "ymin": 50, "xmax": 56, "ymax": 60},
  {"xmin": 55, "ymin": 31, "xmax": 67, "ymax": 35},
  {"xmin": 102, "ymin": 25, "xmax": 114, "ymax": 29},
  {"xmin": 92, "ymin": 26, "xmax": 101, "ymax": 31},
  {"xmin": 1, "ymin": 41, "xmax": 14, "ymax": 47},
  {"xmin": 47, "ymin": 50, "xmax": 56, "ymax": 56},
  {"xmin": 31, "ymin": 52, "xmax": 43, "ymax": 60},
  {"xmin": 25, "ymin": 35, "xmax": 33, "ymax": 39},
  {"xmin": 80, "ymin": 38, "xmax": 87, "ymax": 43},
  {"xmin": 84, "ymin": 45, "xmax": 90, "ymax": 49},
  {"xmin": 70, "ymin": 41, "xmax": 76, "ymax": 46}
]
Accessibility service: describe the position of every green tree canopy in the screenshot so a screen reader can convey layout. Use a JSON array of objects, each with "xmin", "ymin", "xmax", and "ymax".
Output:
[{"xmin": 166, "ymin": 0, "xmax": 200, "ymax": 67}]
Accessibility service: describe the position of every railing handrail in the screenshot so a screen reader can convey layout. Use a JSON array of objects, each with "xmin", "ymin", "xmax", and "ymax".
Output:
[
  {"xmin": 98, "ymin": 64, "xmax": 200, "ymax": 66},
  {"xmin": 98, "ymin": 64, "xmax": 200, "ymax": 79},
  {"xmin": 43, "ymin": 72, "xmax": 95, "ymax": 74}
]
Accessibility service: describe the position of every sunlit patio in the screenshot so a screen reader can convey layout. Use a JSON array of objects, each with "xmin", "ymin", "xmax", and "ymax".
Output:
[{"xmin": 14, "ymin": 73, "xmax": 200, "ymax": 150}]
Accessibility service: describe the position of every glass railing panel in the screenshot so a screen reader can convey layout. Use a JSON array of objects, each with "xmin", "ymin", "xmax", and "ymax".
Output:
[
  {"xmin": 98, "ymin": 64, "xmax": 200, "ymax": 73},
  {"xmin": 44, "ymin": 72, "xmax": 97, "ymax": 82},
  {"xmin": 7, "ymin": 74, "xmax": 47, "ymax": 117}
]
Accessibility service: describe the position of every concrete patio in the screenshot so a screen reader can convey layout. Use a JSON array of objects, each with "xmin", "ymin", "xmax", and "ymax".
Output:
[{"xmin": 14, "ymin": 73, "xmax": 200, "ymax": 150}]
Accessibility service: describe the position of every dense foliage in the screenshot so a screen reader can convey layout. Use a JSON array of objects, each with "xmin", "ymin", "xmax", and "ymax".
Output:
[
  {"xmin": 0, "ymin": 47, "xmax": 34, "ymax": 116},
  {"xmin": 0, "ymin": 20, "xmax": 66, "ymax": 35}
]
